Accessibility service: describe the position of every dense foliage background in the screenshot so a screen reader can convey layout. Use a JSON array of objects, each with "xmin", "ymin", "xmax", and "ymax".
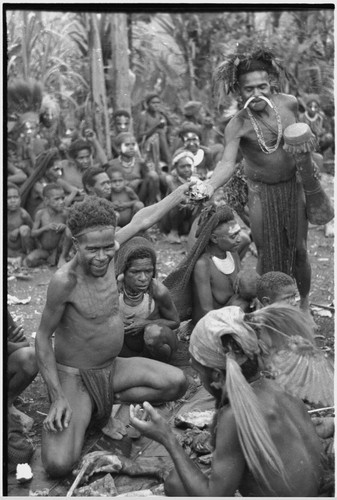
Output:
[{"xmin": 6, "ymin": 8, "xmax": 334, "ymax": 147}]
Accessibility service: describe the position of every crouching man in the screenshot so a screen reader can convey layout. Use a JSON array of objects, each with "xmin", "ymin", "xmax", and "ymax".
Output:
[
  {"xmin": 36, "ymin": 193, "xmax": 189, "ymax": 478},
  {"xmin": 130, "ymin": 306, "xmax": 323, "ymax": 496}
]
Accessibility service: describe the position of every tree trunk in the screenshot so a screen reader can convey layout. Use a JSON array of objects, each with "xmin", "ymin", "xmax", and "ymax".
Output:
[
  {"xmin": 109, "ymin": 13, "xmax": 132, "ymax": 115},
  {"xmin": 88, "ymin": 13, "xmax": 111, "ymax": 157}
]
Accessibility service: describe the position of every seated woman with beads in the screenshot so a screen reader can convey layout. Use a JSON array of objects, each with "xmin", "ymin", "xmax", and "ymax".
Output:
[{"xmin": 116, "ymin": 237, "xmax": 179, "ymax": 362}]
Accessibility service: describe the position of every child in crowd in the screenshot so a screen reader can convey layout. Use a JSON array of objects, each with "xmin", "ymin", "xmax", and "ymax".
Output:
[
  {"xmin": 160, "ymin": 148, "xmax": 197, "ymax": 243},
  {"xmin": 7, "ymin": 183, "xmax": 34, "ymax": 263},
  {"xmin": 107, "ymin": 132, "xmax": 161, "ymax": 206},
  {"xmin": 234, "ymin": 269, "xmax": 260, "ymax": 311},
  {"xmin": 256, "ymin": 271, "xmax": 298, "ymax": 307},
  {"xmin": 26, "ymin": 183, "xmax": 72, "ymax": 268},
  {"xmin": 109, "ymin": 165, "xmax": 144, "ymax": 227}
]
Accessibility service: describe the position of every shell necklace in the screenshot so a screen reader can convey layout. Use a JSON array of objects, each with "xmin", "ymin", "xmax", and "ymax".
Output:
[{"xmin": 246, "ymin": 101, "xmax": 282, "ymax": 154}]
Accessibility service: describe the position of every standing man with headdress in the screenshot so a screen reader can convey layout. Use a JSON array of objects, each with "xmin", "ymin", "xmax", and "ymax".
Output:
[{"xmin": 206, "ymin": 48, "xmax": 312, "ymax": 319}]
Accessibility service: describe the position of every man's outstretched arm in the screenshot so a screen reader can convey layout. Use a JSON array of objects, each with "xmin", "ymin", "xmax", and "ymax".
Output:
[
  {"xmin": 206, "ymin": 118, "xmax": 241, "ymax": 196},
  {"xmin": 116, "ymin": 182, "xmax": 192, "ymax": 246}
]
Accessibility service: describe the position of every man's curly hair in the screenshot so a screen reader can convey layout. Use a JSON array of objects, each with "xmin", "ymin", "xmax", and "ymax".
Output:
[{"xmin": 68, "ymin": 196, "xmax": 117, "ymax": 236}]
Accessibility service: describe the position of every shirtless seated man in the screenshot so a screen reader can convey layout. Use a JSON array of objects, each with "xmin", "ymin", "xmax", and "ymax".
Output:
[
  {"xmin": 130, "ymin": 306, "xmax": 323, "ymax": 496},
  {"xmin": 36, "ymin": 190, "xmax": 190, "ymax": 478},
  {"xmin": 116, "ymin": 236, "xmax": 179, "ymax": 361}
]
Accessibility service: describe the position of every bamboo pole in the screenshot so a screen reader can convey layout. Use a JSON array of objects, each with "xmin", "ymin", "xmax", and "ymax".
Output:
[
  {"xmin": 88, "ymin": 13, "xmax": 111, "ymax": 157},
  {"xmin": 109, "ymin": 13, "xmax": 132, "ymax": 115}
]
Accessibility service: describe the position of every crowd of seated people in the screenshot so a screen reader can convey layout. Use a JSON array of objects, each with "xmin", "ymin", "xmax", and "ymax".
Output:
[{"xmin": 6, "ymin": 74, "xmax": 334, "ymax": 496}]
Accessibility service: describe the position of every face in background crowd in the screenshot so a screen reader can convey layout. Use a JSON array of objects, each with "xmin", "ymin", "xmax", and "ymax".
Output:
[
  {"xmin": 115, "ymin": 115, "xmax": 130, "ymax": 134},
  {"xmin": 75, "ymin": 148, "xmax": 92, "ymax": 170},
  {"xmin": 90, "ymin": 173, "xmax": 112, "ymax": 200},
  {"xmin": 8, "ymin": 187, "xmax": 21, "ymax": 212},
  {"xmin": 183, "ymin": 132, "xmax": 200, "ymax": 154}
]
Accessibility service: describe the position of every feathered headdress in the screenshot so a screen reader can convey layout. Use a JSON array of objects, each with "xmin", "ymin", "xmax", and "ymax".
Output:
[
  {"xmin": 213, "ymin": 46, "xmax": 291, "ymax": 100},
  {"xmin": 245, "ymin": 304, "xmax": 334, "ymax": 406},
  {"xmin": 7, "ymin": 79, "xmax": 43, "ymax": 126}
]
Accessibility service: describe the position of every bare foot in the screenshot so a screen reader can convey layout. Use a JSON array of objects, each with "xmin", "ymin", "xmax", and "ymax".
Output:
[
  {"xmin": 311, "ymin": 416, "xmax": 335, "ymax": 439},
  {"xmin": 102, "ymin": 416, "xmax": 127, "ymax": 440},
  {"xmin": 166, "ymin": 232, "xmax": 181, "ymax": 244},
  {"xmin": 324, "ymin": 221, "xmax": 334, "ymax": 238},
  {"xmin": 249, "ymin": 242, "xmax": 258, "ymax": 257},
  {"xmin": 8, "ymin": 405, "xmax": 34, "ymax": 432},
  {"xmin": 57, "ymin": 257, "xmax": 67, "ymax": 269},
  {"xmin": 47, "ymin": 249, "xmax": 58, "ymax": 266}
]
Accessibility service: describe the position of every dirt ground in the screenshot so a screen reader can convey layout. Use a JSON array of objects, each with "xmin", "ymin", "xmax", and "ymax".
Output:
[{"xmin": 5, "ymin": 172, "xmax": 335, "ymax": 495}]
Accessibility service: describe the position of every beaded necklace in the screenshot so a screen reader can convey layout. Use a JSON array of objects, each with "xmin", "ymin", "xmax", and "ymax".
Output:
[
  {"xmin": 119, "ymin": 155, "xmax": 135, "ymax": 170},
  {"xmin": 304, "ymin": 111, "xmax": 318, "ymax": 122},
  {"xmin": 246, "ymin": 101, "xmax": 282, "ymax": 154},
  {"xmin": 123, "ymin": 285, "xmax": 144, "ymax": 302}
]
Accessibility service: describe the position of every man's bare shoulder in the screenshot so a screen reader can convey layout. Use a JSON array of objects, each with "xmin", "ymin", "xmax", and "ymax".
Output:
[
  {"xmin": 47, "ymin": 259, "xmax": 78, "ymax": 298},
  {"xmin": 275, "ymin": 93, "xmax": 298, "ymax": 110},
  {"xmin": 226, "ymin": 112, "xmax": 248, "ymax": 138},
  {"xmin": 151, "ymin": 278, "xmax": 171, "ymax": 298}
]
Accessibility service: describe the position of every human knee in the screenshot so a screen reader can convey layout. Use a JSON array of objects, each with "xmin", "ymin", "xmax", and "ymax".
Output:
[
  {"xmin": 43, "ymin": 453, "xmax": 75, "ymax": 478},
  {"xmin": 25, "ymin": 252, "xmax": 43, "ymax": 268},
  {"xmin": 21, "ymin": 348, "xmax": 38, "ymax": 378},
  {"xmin": 147, "ymin": 170, "xmax": 159, "ymax": 182},
  {"xmin": 19, "ymin": 225, "xmax": 31, "ymax": 238},
  {"xmin": 164, "ymin": 369, "xmax": 188, "ymax": 400},
  {"xmin": 144, "ymin": 324, "xmax": 163, "ymax": 345},
  {"xmin": 144, "ymin": 324, "xmax": 177, "ymax": 349},
  {"xmin": 134, "ymin": 201, "xmax": 144, "ymax": 212}
]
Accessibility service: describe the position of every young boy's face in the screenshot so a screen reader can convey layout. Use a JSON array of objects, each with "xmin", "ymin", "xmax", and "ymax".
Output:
[
  {"xmin": 271, "ymin": 284, "xmax": 297, "ymax": 307},
  {"xmin": 8, "ymin": 188, "xmax": 21, "ymax": 211},
  {"xmin": 45, "ymin": 189, "xmax": 65, "ymax": 213},
  {"xmin": 175, "ymin": 158, "xmax": 193, "ymax": 180},
  {"xmin": 120, "ymin": 137, "xmax": 136, "ymax": 158},
  {"xmin": 110, "ymin": 172, "xmax": 125, "ymax": 193}
]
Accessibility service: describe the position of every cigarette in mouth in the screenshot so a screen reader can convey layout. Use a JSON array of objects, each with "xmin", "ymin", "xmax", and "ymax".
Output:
[{"xmin": 243, "ymin": 95, "xmax": 273, "ymax": 109}]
